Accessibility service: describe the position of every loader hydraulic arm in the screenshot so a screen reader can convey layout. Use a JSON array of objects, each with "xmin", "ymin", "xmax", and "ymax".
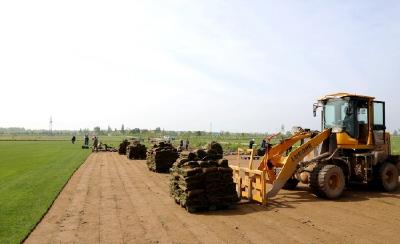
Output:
[
  {"xmin": 266, "ymin": 129, "xmax": 331, "ymax": 198},
  {"xmin": 258, "ymin": 131, "xmax": 313, "ymax": 171}
]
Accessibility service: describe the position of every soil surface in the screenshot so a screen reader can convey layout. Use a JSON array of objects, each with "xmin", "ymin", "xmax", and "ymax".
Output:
[{"xmin": 25, "ymin": 153, "xmax": 400, "ymax": 244}]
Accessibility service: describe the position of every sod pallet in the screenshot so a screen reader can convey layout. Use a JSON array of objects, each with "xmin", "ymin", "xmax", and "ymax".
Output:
[
  {"xmin": 146, "ymin": 142, "xmax": 179, "ymax": 172},
  {"xmin": 127, "ymin": 143, "xmax": 147, "ymax": 160},
  {"xmin": 170, "ymin": 145, "xmax": 239, "ymax": 213}
]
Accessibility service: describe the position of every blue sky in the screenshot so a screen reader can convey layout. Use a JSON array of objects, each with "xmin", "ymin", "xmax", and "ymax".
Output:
[{"xmin": 0, "ymin": 0, "xmax": 399, "ymax": 133}]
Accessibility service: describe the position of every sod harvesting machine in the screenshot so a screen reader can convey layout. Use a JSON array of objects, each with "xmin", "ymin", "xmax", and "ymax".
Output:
[{"xmin": 231, "ymin": 93, "xmax": 399, "ymax": 204}]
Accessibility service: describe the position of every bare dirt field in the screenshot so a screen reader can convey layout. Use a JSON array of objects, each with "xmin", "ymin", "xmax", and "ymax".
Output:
[{"xmin": 25, "ymin": 153, "xmax": 400, "ymax": 244}]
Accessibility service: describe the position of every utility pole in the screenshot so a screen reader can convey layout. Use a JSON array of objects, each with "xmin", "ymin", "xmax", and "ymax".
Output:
[{"xmin": 49, "ymin": 116, "xmax": 53, "ymax": 135}]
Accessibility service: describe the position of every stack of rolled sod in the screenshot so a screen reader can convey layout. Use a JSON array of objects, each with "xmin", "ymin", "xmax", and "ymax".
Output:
[
  {"xmin": 170, "ymin": 144, "xmax": 239, "ymax": 212},
  {"xmin": 206, "ymin": 141, "xmax": 224, "ymax": 160},
  {"xmin": 170, "ymin": 155, "xmax": 206, "ymax": 209},
  {"xmin": 201, "ymin": 159, "xmax": 238, "ymax": 206},
  {"xmin": 146, "ymin": 142, "xmax": 179, "ymax": 172},
  {"xmin": 118, "ymin": 139, "xmax": 129, "ymax": 155},
  {"xmin": 127, "ymin": 143, "xmax": 147, "ymax": 160}
]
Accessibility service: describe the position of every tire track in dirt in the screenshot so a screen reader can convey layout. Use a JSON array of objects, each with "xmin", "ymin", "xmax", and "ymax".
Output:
[
  {"xmin": 75, "ymin": 153, "xmax": 102, "ymax": 243},
  {"xmin": 113, "ymin": 154, "xmax": 208, "ymax": 243},
  {"xmin": 131, "ymin": 156, "xmax": 330, "ymax": 244},
  {"xmin": 111, "ymin": 154, "xmax": 174, "ymax": 243},
  {"xmin": 98, "ymin": 153, "xmax": 125, "ymax": 243},
  {"xmin": 269, "ymin": 188, "xmax": 400, "ymax": 243},
  {"xmin": 124, "ymin": 160, "xmax": 267, "ymax": 244},
  {"xmin": 120, "ymin": 155, "xmax": 253, "ymax": 243},
  {"xmin": 122, "ymin": 155, "xmax": 311, "ymax": 244},
  {"xmin": 107, "ymin": 153, "xmax": 151, "ymax": 243}
]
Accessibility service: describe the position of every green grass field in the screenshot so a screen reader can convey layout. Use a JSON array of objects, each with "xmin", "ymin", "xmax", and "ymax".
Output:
[
  {"xmin": 0, "ymin": 141, "xmax": 91, "ymax": 244},
  {"xmin": 392, "ymin": 136, "xmax": 400, "ymax": 155}
]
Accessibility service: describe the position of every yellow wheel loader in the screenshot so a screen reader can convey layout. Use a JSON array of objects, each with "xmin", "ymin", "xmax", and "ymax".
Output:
[{"xmin": 231, "ymin": 93, "xmax": 399, "ymax": 204}]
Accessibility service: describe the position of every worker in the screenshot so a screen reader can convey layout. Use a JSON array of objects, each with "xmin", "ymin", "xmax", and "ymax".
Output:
[
  {"xmin": 249, "ymin": 139, "xmax": 255, "ymax": 149},
  {"xmin": 71, "ymin": 135, "xmax": 76, "ymax": 144},
  {"xmin": 84, "ymin": 134, "xmax": 89, "ymax": 146},
  {"xmin": 343, "ymin": 105, "xmax": 356, "ymax": 137},
  {"xmin": 179, "ymin": 139, "xmax": 184, "ymax": 150},
  {"xmin": 261, "ymin": 139, "xmax": 267, "ymax": 149},
  {"xmin": 185, "ymin": 139, "xmax": 189, "ymax": 150},
  {"xmin": 93, "ymin": 136, "xmax": 99, "ymax": 152}
]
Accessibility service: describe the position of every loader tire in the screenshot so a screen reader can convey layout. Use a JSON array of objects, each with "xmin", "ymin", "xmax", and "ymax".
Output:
[
  {"xmin": 310, "ymin": 164, "xmax": 345, "ymax": 199},
  {"xmin": 282, "ymin": 178, "xmax": 299, "ymax": 190},
  {"xmin": 378, "ymin": 162, "xmax": 399, "ymax": 192}
]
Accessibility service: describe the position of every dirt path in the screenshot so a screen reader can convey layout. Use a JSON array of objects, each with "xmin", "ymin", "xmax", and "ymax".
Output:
[{"xmin": 25, "ymin": 153, "xmax": 400, "ymax": 244}]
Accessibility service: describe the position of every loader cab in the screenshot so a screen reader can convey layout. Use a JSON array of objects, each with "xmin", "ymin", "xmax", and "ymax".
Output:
[{"xmin": 315, "ymin": 93, "xmax": 386, "ymax": 148}]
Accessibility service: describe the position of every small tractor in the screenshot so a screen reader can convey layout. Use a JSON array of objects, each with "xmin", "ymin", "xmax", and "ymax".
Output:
[{"xmin": 231, "ymin": 93, "xmax": 399, "ymax": 203}]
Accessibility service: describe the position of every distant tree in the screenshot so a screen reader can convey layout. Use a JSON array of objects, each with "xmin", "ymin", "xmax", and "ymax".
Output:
[
  {"xmin": 155, "ymin": 127, "xmax": 161, "ymax": 132},
  {"xmin": 393, "ymin": 129, "xmax": 399, "ymax": 136},
  {"xmin": 107, "ymin": 125, "xmax": 112, "ymax": 134},
  {"xmin": 121, "ymin": 124, "xmax": 125, "ymax": 135},
  {"xmin": 196, "ymin": 131, "xmax": 202, "ymax": 136},
  {"xmin": 94, "ymin": 126, "xmax": 101, "ymax": 134}
]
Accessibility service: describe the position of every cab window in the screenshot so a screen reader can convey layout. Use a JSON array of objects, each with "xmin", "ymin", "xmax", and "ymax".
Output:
[{"xmin": 373, "ymin": 102, "xmax": 385, "ymax": 130}]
